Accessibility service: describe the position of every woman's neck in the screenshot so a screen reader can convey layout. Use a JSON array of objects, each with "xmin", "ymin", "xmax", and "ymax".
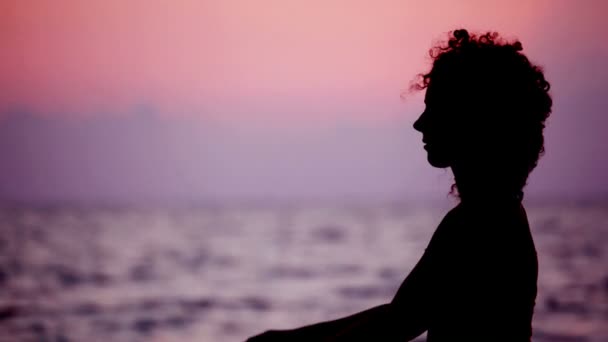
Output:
[{"xmin": 451, "ymin": 163, "xmax": 523, "ymax": 203}]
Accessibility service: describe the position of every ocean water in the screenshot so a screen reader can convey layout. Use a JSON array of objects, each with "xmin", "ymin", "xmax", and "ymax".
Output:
[{"xmin": 0, "ymin": 201, "xmax": 606, "ymax": 342}]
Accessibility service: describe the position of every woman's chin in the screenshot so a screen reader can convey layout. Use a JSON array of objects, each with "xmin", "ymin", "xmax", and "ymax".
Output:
[{"xmin": 427, "ymin": 153, "xmax": 451, "ymax": 168}]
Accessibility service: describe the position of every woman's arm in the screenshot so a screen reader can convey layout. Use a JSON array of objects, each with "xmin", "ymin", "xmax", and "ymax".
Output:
[
  {"xmin": 246, "ymin": 304, "xmax": 392, "ymax": 341},
  {"xmin": 248, "ymin": 209, "xmax": 454, "ymax": 342},
  {"xmin": 330, "ymin": 253, "xmax": 432, "ymax": 341},
  {"xmin": 333, "ymin": 210, "xmax": 463, "ymax": 341},
  {"xmin": 247, "ymin": 252, "xmax": 433, "ymax": 342}
]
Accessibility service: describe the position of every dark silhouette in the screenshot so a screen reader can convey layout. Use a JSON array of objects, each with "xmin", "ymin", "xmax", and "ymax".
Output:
[{"xmin": 247, "ymin": 28, "xmax": 552, "ymax": 341}]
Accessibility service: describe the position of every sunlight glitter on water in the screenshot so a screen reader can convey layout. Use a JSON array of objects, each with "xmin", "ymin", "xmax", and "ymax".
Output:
[{"xmin": 0, "ymin": 202, "xmax": 606, "ymax": 341}]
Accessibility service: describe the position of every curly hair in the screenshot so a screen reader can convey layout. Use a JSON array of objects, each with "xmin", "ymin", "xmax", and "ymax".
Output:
[{"xmin": 412, "ymin": 29, "xmax": 552, "ymax": 200}]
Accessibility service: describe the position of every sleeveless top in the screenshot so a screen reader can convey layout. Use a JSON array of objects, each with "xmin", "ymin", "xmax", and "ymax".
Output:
[{"xmin": 392, "ymin": 199, "xmax": 538, "ymax": 341}]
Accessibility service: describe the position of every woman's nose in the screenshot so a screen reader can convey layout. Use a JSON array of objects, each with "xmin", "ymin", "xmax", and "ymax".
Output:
[{"xmin": 413, "ymin": 112, "xmax": 425, "ymax": 133}]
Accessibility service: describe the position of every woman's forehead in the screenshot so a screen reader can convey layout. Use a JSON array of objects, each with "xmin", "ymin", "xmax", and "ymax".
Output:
[
  {"xmin": 424, "ymin": 82, "xmax": 443, "ymax": 103},
  {"xmin": 425, "ymin": 78, "xmax": 461, "ymax": 103}
]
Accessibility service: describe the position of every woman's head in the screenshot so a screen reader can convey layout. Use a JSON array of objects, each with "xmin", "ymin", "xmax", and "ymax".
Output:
[{"xmin": 412, "ymin": 29, "xmax": 552, "ymax": 201}]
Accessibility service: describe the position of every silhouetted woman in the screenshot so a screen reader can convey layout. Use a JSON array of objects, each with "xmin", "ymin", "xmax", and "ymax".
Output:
[{"xmin": 247, "ymin": 28, "xmax": 552, "ymax": 342}]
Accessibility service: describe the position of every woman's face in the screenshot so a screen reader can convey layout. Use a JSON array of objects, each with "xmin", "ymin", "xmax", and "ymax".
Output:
[{"xmin": 413, "ymin": 82, "xmax": 458, "ymax": 168}]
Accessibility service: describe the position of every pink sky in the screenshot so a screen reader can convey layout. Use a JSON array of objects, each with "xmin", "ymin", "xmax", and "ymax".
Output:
[
  {"xmin": 1, "ymin": 0, "xmax": 559, "ymax": 118},
  {"xmin": 1, "ymin": 0, "xmax": 607, "ymax": 203}
]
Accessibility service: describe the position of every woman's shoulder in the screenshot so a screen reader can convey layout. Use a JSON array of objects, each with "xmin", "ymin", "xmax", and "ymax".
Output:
[{"xmin": 436, "ymin": 200, "xmax": 531, "ymax": 247}]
